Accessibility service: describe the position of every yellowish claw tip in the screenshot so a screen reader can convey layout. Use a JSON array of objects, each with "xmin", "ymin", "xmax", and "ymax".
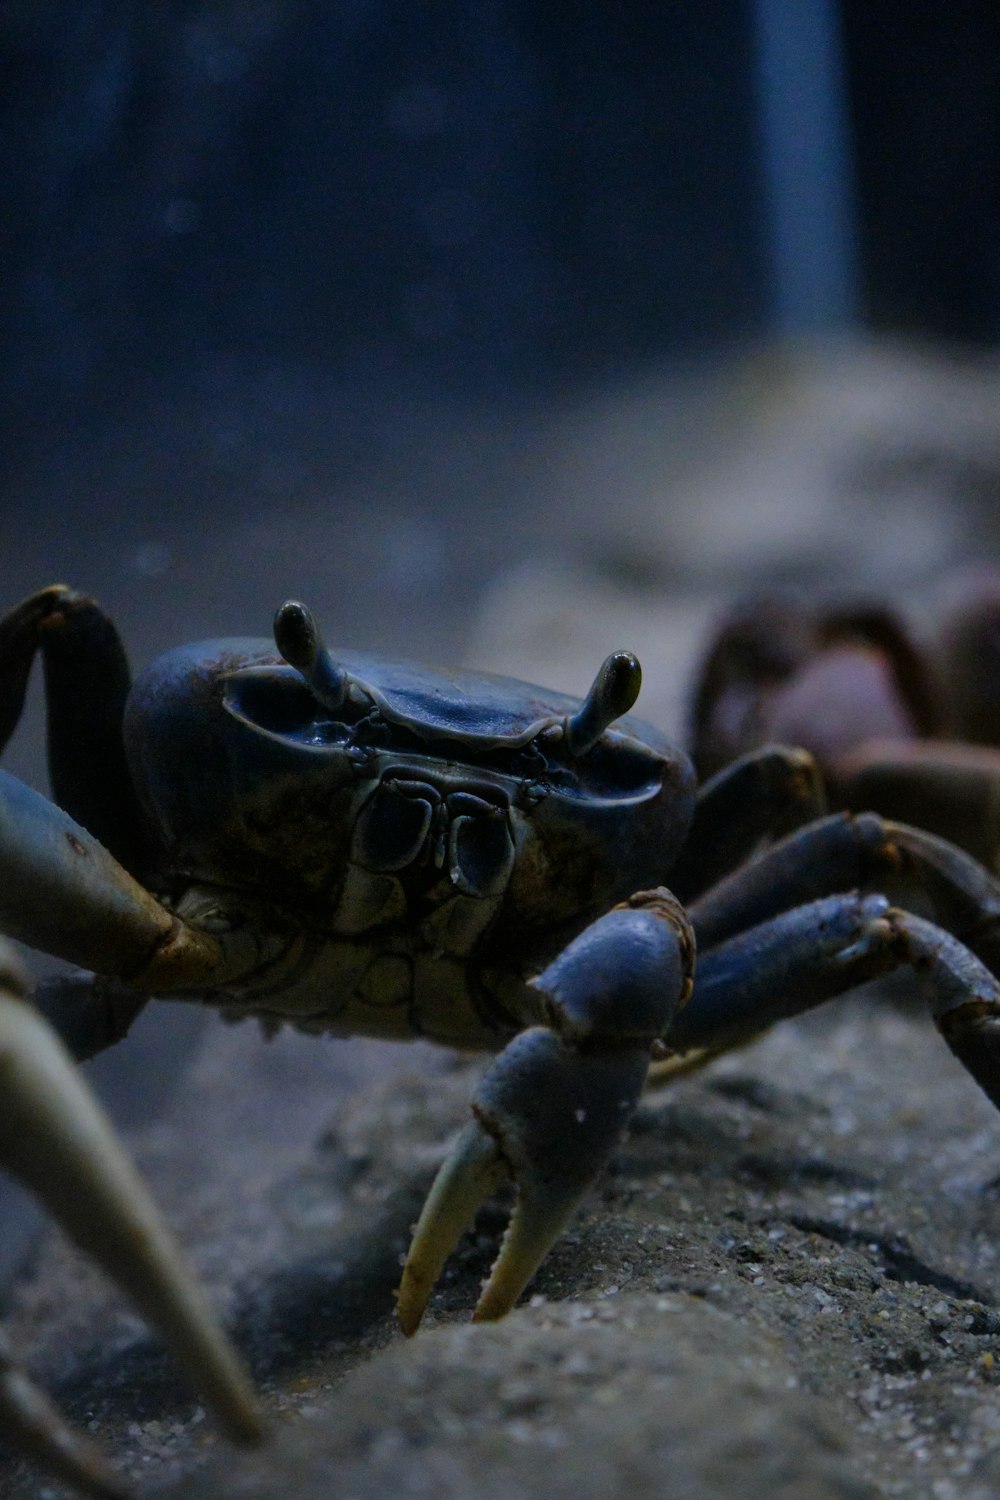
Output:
[
  {"xmin": 396, "ymin": 1118, "xmax": 511, "ymax": 1339},
  {"xmin": 395, "ymin": 1276, "xmax": 429, "ymax": 1338},
  {"xmin": 398, "ymin": 1309, "xmax": 421, "ymax": 1339}
]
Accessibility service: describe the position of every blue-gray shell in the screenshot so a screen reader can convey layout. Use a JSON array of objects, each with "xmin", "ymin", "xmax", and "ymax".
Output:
[{"xmin": 123, "ymin": 637, "xmax": 695, "ymax": 904}]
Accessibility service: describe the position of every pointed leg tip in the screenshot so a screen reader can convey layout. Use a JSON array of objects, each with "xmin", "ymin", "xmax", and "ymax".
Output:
[
  {"xmin": 220, "ymin": 1398, "xmax": 267, "ymax": 1448},
  {"xmin": 0, "ymin": 1367, "xmax": 136, "ymax": 1500},
  {"xmin": 394, "ymin": 1280, "xmax": 428, "ymax": 1338},
  {"xmin": 397, "ymin": 1306, "xmax": 423, "ymax": 1339},
  {"xmin": 471, "ymin": 1294, "xmax": 511, "ymax": 1324}
]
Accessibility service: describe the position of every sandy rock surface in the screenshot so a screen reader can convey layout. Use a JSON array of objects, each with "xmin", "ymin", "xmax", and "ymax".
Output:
[{"xmin": 4, "ymin": 992, "xmax": 1000, "ymax": 1499}]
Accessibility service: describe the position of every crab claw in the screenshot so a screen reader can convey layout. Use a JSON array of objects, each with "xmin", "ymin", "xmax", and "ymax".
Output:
[
  {"xmin": 396, "ymin": 1028, "xmax": 650, "ymax": 1334},
  {"xmin": 0, "ymin": 940, "xmax": 262, "ymax": 1491},
  {"xmin": 397, "ymin": 892, "xmax": 693, "ymax": 1333},
  {"xmin": 397, "ymin": 891, "xmax": 693, "ymax": 1334}
]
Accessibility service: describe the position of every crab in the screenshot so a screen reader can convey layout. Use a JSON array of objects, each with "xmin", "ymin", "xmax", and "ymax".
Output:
[
  {"xmin": 5, "ymin": 585, "xmax": 1000, "ymax": 1497},
  {"xmin": 688, "ymin": 585, "xmax": 1000, "ymax": 870}
]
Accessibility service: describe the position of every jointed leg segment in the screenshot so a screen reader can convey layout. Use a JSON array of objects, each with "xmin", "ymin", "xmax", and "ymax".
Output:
[
  {"xmin": 0, "ymin": 586, "xmax": 152, "ymax": 875},
  {"xmin": 687, "ymin": 810, "xmax": 1000, "ymax": 960},
  {"xmin": 670, "ymin": 745, "xmax": 826, "ymax": 900},
  {"xmin": 0, "ymin": 941, "xmax": 263, "ymax": 1498},
  {"xmin": 671, "ymin": 891, "xmax": 1000, "ymax": 1073},
  {"xmin": 666, "ymin": 807, "xmax": 1000, "ymax": 1115}
]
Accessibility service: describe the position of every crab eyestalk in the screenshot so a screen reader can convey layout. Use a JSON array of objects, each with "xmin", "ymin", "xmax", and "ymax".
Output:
[
  {"xmin": 564, "ymin": 652, "xmax": 642, "ymax": 758},
  {"xmin": 274, "ymin": 599, "xmax": 350, "ymax": 712}
]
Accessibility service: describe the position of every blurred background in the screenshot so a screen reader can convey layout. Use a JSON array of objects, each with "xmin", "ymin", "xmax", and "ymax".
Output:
[
  {"xmin": 3, "ymin": 3, "xmax": 999, "ymax": 677},
  {"xmin": 1, "ymin": 0, "xmax": 1000, "ymax": 1288}
]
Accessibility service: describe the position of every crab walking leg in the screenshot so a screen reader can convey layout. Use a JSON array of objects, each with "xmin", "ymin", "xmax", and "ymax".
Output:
[
  {"xmin": 828, "ymin": 740, "xmax": 1000, "ymax": 874},
  {"xmin": 0, "ymin": 1329, "xmax": 132, "ymax": 1500},
  {"xmin": 687, "ymin": 812, "xmax": 1000, "ymax": 970},
  {"xmin": 0, "ymin": 584, "xmax": 153, "ymax": 875},
  {"xmin": 0, "ymin": 946, "xmax": 263, "ymax": 1455},
  {"xmin": 0, "ymin": 761, "xmax": 271, "ymax": 1058},
  {"xmin": 30, "ymin": 972, "xmax": 149, "ymax": 1064},
  {"xmin": 666, "ymin": 893, "xmax": 1000, "ymax": 1068},
  {"xmin": 0, "ymin": 764, "xmax": 177, "ymax": 972},
  {"xmin": 0, "ymin": 768, "xmax": 228, "ymax": 987},
  {"xmin": 0, "ymin": 585, "xmax": 70, "ymax": 751},
  {"xmin": 397, "ymin": 890, "xmax": 695, "ymax": 1333},
  {"xmin": 668, "ymin": 745, "xmax": 825, "ymax": 902}
]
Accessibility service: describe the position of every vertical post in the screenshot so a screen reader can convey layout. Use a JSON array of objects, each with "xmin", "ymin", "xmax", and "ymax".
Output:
[{"xmin": 752, "ymin": 0, "xmax": 860, "ymax": 332}]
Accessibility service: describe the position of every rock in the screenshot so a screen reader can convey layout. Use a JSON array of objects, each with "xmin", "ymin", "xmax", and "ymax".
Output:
[
  {"xmin": 5, "ymin": 998, "xmax": 1000, "ymax": 1497},
  {"xmin": 155, "ymin": 1296, "xmax": 874, "ymax": 1500}
]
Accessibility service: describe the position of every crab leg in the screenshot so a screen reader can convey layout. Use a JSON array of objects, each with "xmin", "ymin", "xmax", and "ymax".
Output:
[
  {"xmin": 0, "ymin": 767, "xmax": 230, "ymax": 988},
  {"xmin": 829, "ymin": 739, "xmax": 1000, "ymax": 873},
  {"xmin": 397, "ymin": 890, "xmax": 694, "ymax": 1333},
  {"xmin": 668, "ymin": 892, "xmax": 1000, "ymax": 1062},
  {"xmin": 0, "ymin": 768, "xmax": 274, "ymax": 1002},
  {"xmin": 0, "ymin": 765, "xmax": 272, "ymax": 1072},
  {"xmin": 669, "ymin": 745, "xmax": 826, "ymax": 901},
  {"xmin": 687, "ymin": 811, "xmax": 1000, "ymax": 969},
  {"xmin": 0, "ymin": 941, "xmax": 262, "ymax": 1487},
  {"xmin": 0, "ymin": 1329, "xmax": 131, "ymax": 1500},
  {"xmin": 649, "ymin": 816, "xmax": 1000, "ymax": 1090},
  {"xmin": 0, "ymin": 585, "xmax": 155, "ymax": 877}
]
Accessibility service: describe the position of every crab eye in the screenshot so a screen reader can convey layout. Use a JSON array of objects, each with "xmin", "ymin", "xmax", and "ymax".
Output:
[
  {"xmin": 563, "ymin": 651, "xmax": 642, "ymax": 758},
  {"xmin": 274, "ymin": 600, "xmax": 350, "ymax": 713}
]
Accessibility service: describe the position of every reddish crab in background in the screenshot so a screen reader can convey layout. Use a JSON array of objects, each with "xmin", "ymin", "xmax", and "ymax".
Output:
[{"xmin": 689, "ymin": 569, "xmax": 1000, "ymax": 872}]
